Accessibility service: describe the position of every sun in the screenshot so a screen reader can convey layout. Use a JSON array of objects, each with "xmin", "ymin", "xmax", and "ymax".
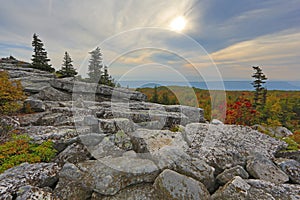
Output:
[{"xmin": 170, "ymin": 16, "xmax": 186, "ymax": 32}]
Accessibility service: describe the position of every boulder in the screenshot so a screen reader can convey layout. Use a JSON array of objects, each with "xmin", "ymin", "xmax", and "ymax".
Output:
[
  {"xmin": 216, "ymin": 165, "xmax": 249, "ymax": 185},
  {"xmin": 185, "ymin": 123, "xmax": 287, "ymax": 173},
  {"xmin": 246, "ymin": 154, "xmax": 289, "ymax": 184},
  {"xmin": 275, "ymin": 158, "xmax": 300, "ymax": 184},
  {"xmin": 153, "ymin": 169, "xmax": 210, "ymax": 200},
  {"xmin": 33, "ymin": 86, "xmax": 71, "ymax": 101},
  {"xmin": 276, "ymin": 150, "xmax": 300, "ymax": 163},
  {"xmin": 91, "ymin": 183, "xmax": 159, "ymax": 200},
  {"xmin": 24, "ymin": 98, "xmax": 45, "ymax": 112},
  {"xmin": 54, "ymin": 142, "xmax": 92, "ymax": 166},
  {"xmin": 246, "ymin": 179, "xmax": 300, "ymax": 199},
  {"xmin": 212, "ymin": 176, "xmax": 250, "ymax": 200},
  {"xmin": 55, "ymin": 157, "xmax": 160, "ymax": 197},
  {"xmin": 16, "ymin": 185, "xmax": 56, "ymax": 200},
  {"xmin": 0, "ymin": 162, "xmax": 60, "ymax": 199},
  {"xmin": 129, "ymin": 129, "xmax": 189, "ymax": 154}
]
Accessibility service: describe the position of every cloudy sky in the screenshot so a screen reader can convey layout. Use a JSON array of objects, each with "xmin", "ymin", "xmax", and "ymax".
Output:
[{"xmin": 0, "ymin": 0, "xmax": 299, "ymax": 82}]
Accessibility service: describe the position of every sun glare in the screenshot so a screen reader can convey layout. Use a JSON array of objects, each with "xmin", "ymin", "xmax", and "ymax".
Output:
[{"xmin": 170, "ymin": 16, "xmax": 186, "ymax": 32}]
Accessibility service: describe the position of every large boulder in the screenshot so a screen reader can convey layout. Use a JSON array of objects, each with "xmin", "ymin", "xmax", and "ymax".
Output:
[
  {"xmin": 0, "ymin": 162, "xmax": 60, "ymax": 199},
  {"xmin": 185, "ymin": 123, "xmax": 287, "ymax": 173},
  {"xmin": 54, "ymin": 157, "xmax": 160, "ymax": 198},
  {"xmin": 91, "ymin": 183, "xmax": 159, "ymax": 200},
  {"xmin": 153, "ymin": 169, "xmax": 211, "ymax": 200},
  {"xmin": 246, "ymin": 154, "xmax": 289, "ymax": 184}
]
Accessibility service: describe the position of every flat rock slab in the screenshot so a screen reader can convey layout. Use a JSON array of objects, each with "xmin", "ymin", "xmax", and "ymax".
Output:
[{"xmin": 154, "ymin": 169, "xmax": 210, "ymax": 200}]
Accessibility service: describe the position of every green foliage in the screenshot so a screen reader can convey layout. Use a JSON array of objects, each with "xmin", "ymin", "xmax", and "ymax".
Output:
[
  {"xmin": 150, "ymin": 85, "xmax": 159, "ymax": 103},
  {"xmin": 57, "ymin": 51, "xmax": 77, "ymax": 78},
  {"xmin": 282, "ymin": 137, "xmax": 299, "ymax": 151},
  {"xmin": 169, "ymin": 125, "xmax": 183, "ymax": 132},
  {"xmin": 0, "ymin": 71, "xmax": 26, "ymax": 115},
  {"xmin": 0, "ymin": 134, "xmax": 57, "ymax": 173},
  {"xmin": 31, "ymin": 33, "xmax": 54, "ymax": 72}
]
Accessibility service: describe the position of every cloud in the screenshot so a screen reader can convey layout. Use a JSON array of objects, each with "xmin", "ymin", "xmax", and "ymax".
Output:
[{"xmin": 210, "ymin": 29, "xmax": 300, "ymax": 80}]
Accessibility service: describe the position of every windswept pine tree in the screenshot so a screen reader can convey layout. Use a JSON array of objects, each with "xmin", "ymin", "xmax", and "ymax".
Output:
[
  {"xmin": 88, "ymin": 47, "xmax": 103, "ymax": 83},
  {"xmin": 252, "ymin": 66, "xmax": 268, "ymax": 108},
  {"xmin": 58, "ymin": 51, "xmax": 77, "ymax": 78},
  {"xmin": 31, "ymin": 33, "xmax": 54, "ymax": 72}
]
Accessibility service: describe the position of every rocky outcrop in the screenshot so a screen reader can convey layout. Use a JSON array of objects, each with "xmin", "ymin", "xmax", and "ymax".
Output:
[{"xmin": 1, "ymin": 63, "xmax": 299, "ymax": 200}]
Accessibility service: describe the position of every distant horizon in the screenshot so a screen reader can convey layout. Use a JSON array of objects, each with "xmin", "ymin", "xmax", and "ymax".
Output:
[{"xmin": 119, "ymin": 80, "xmax": 300, "ymax": 91}]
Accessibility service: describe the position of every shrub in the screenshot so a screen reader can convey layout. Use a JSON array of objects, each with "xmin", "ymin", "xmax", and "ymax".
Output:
[
  {"xmin": 0, "ymin": 71, "xmax": 26, "ymax": 115},
  {"xmin": 282, "ymin": 137, "xmax": 299, "ymax": 151},
  {"xmin": 0, "ymin": 134, "xmax": 57, "ymax": 173}
]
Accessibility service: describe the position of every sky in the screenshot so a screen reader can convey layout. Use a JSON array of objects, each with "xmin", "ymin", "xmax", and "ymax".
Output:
[{"xmin": 0, "ymin": 0, "xmax": 300, "ymax": 83}]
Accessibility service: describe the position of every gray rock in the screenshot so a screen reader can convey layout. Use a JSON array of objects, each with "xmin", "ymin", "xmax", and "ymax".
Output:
[
  {"xmin": 16, "ymin": 185, "xmax": 56, "ymax": 200},
  {"xmin": 212, "ymin": 176, "xmax": 251, "ymax": 200},
  {"xmin": 246, "ymin": 179, "xmax": 300, "ymax": 199},
  {"xmin": 0, "ymin": 162, "xmax": 60, "ymax": 199},
  {"xmin": 91, "ymin": 183, "xmax": 159, "ymax": 200},
  {"xmin": 164, "ymin": 105, "xmax": 206, "ymax": 123},
  {"xmin": 54, "ymin": 142, "xmax": 92, "ymax": 166},
  {"xmin": 154, "ymin": 169, "xmax": 210, "ymax": 200},
  {"xmin": 276, "ymin": 150, "xmax": 300, "ymax": 163},
  {"xmin": 56, "ymin": 157, "xmax": 160, "ymax": 196},
  {"xmin": 275, "ymin": 158, "xmax": 300, "ymax": 184},
  {"xmin": 33, "ymin": 86, "xmax": 71, "ymax": 101},
  {"xmin": 186, "ymin": 123, "xmax": 287, "ymax": 173},
  {"xmin": 50, "ymin": 78, "xmax": 147, "ymax": 101},
  {"xmin": 211, "ymin": 119, "xmax": 223, "ymax": 125},
  {"xmin": 216, "ymin": 165, "xmax": 249, "ymax": 185},
  {"xmin": 53, "ymin": 163, "xmax": 92, "ymax": 200},
  {"xmin": 24, "ymin": 98, "xmax": 45, "ymax": 112},
  {"xmin": 35, "ymin": 113, "xmax": 70, "ymax": 126},
  {"xmin": 129, "ymin": 129, "xmax": 189, "ymax": 154},
  {"xmin": 246, "ymin": 154, "xmax": 289, "ymax": 184}
]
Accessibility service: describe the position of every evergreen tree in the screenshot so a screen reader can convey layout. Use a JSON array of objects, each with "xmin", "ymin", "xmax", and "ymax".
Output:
[
  {"xmin": 58, "ymin": 52, "xmax": 77, "ymax": 78},
  {"xmin": 88, "ymin": 47, "xmax": 102, "ymax": 83},
  {"xmin": 161, "ymin": 92, "xmax": 170, "ymax": 105},
  {"xmin": 99, "ymin": 65, "xmax": 115, "ymax": 87},
  {"xmin": 31, "ymin": 33, "xmax": 54, "ymax": 72},
  {"xmin": 150, "ymin": 85, "xmax": 159, "ymax": 103},
  {"xmin": 251, "ymin": 66, "xmax": 268, "ymax": 108}
]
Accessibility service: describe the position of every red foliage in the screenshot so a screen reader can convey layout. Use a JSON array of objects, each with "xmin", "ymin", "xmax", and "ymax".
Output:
[{"xmin": 225, "ymin": 94, "xmax": 258, "ymax": 126}]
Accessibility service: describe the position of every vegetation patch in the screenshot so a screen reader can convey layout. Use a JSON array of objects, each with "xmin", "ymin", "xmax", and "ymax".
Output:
[{"xmin": 0, "ymin": 134, "xmax": 57, "ymax": 173}]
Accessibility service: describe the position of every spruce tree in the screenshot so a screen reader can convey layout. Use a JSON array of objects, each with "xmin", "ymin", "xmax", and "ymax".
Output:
[
  {"xmin": 151, "ymin": 85, "xmax": 159, "ymax": 103},
  {"xmin": 31, "ymin": 33, "xmax": 54, "ymax": 72},
  {"xmin": 88, "ymin": 47, "xmax": 102, "ymax": 83},
  {"xmin": 58, "ymin": 51, "xmax": 77, "ymax": 78},
  {"xmin": 251, "ymin": 66, "xmax": 268, "ymax": 108},
  {"xmin": 100, "ymin": 66, "xmax": 115, "ymax": 87}
]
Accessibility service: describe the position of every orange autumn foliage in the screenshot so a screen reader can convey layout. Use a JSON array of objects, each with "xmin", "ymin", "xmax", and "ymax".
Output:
[{"xmin": 0, "ymin": 71, "xmax": 26, "ymax": 115}]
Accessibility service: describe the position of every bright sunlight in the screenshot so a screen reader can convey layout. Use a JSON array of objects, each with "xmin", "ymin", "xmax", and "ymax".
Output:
[{"xmin": 170, "ymin": 16, "xmax": 186, "ymax": 32}]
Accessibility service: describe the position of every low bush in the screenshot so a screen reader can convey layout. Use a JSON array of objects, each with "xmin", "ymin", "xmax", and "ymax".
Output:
[{"xmin": 0, "ymin": 134, "xmax": 57, "ymax": 173}]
